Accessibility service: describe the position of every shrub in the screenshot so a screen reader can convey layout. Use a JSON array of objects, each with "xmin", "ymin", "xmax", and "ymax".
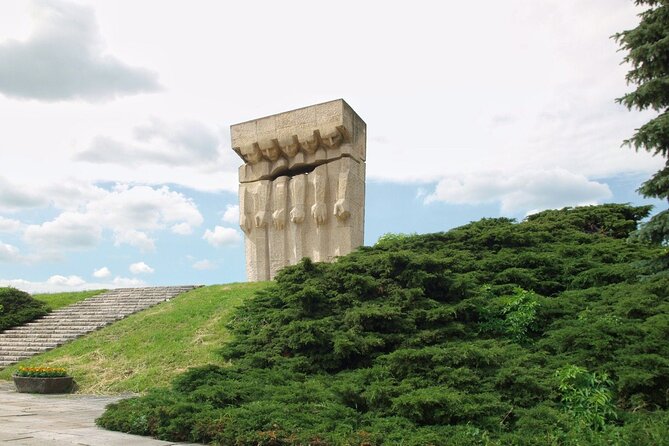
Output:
[
  {"xmin": 0, "ymin": 287, "xmax": 49, "ymax": 332},
  {"xmin": 556, "ymin": 364, "xmax": 617, "ymax": 430},
  {"xmin": 97, "ymin": 204, "xmax": 669, "ymax": 445}
]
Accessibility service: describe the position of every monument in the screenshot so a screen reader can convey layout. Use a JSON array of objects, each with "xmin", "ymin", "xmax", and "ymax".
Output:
[{"xmin": 231, "ymin": 99, "xmax": 366, "ymax": 281}]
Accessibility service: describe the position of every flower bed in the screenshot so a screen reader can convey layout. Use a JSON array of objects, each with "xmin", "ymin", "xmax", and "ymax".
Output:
[
  {"xmin": 13, "ymin": 366, "xmax": 73, "ymax": 394},
  {"xmin": 15, "ymin": 366, "xmax": 68, "ymax": 378}
]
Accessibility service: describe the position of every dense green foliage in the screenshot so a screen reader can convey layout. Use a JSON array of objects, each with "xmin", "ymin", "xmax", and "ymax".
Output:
[
  {"xmin": 615, "ymin": 0, "xmax": 669, "ymax": 244},
  {"xmin": 98, "ymin": 205, "xmax": 669, "ymax": 445},
  {"xmin": 555, "ymin": 364, "xmax": 617, "ymax": 431},
  {"xmin": 0, "ymin": 287, "xmax": 48, "ymax": 332}
]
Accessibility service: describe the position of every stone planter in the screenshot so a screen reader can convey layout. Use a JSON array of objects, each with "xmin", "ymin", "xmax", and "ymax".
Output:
[{"xmin": 12, "ymin": 375, "xmax": 74, "ymax": 394}]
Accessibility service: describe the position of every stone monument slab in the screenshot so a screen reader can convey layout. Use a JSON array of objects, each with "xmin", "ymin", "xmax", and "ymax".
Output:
[{"xmin": 231, "ymin": 99, "xmax": 366, "ymax": 281}]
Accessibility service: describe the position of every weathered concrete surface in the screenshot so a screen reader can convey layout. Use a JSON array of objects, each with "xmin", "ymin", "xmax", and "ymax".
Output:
[
  {"xmin": 232, "ymin": 99, "xmax": 367, "ymax": 281},
  {"xmin": 0, "ymin": 382, "xmax": 201, "ymax": 445}
]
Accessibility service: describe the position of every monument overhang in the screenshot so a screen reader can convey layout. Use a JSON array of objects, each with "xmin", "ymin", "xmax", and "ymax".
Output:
[
  {"xmin": 231, "ymin": 99, "xmax": 366, "ymax": 282},
  {"xmin": 231, "ymin": 99, "xmax": 365, "ymax": 165}
]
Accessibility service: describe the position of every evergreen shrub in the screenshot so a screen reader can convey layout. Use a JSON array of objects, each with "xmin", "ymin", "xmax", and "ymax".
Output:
[
  {"xmin": 97, "ymin": 204, "xmax": 669, "ymax": 445},
  {"xmin": 0, "ymin": 287, "xmax": 48, "ymax": 332}
]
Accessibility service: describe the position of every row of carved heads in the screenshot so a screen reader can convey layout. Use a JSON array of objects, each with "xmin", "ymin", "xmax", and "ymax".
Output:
[{"xmin": 240, "ymin": 125, "xmax": 351, "ymax": 165}]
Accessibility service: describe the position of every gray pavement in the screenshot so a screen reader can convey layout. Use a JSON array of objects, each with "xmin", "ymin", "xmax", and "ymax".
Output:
[{"xmin": 0, "ymin": 381, "xmax": 202, "ymax": 445}]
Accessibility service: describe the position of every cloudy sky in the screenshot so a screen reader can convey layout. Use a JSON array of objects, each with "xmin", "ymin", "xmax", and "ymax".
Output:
[{"xmin": 0, "ymin": 0, "xmax": 665, "ymax": 293}]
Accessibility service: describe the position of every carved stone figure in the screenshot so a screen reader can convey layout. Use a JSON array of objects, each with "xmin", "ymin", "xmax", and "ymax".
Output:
[{"xmin": 231, "ymin": 99, "xmax": 366, "ymax": 281}]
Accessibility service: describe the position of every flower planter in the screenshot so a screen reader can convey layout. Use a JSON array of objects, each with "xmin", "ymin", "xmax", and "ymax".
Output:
[{"xmin": 13, "ymin": 375, "xmax": 74, "ymax": 394}]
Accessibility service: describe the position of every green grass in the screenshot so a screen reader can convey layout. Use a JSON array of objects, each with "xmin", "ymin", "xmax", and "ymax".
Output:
[
  {"xmin": 33, "ymin": 290, "xmax": 106, "ymax": 311},
  {"xmin": 0, "ymin": 282, "xmax": 268, "ymax": 394}
]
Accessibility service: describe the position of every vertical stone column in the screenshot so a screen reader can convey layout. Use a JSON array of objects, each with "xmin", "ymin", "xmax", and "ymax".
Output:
[
  {"xmin": 269, "ymin": 176, "xmax": 289, "ymax": 278},
  {"xmin": 231, "ymin": 99, "xmax": 366, "ymax": 281},
  {"xmin": 288, "ymin": 174, "xmax": 306, "ymax": 265},
  {"xmin": 310, "ymin": 164, "xmax": 329, "ymax": 262},
  {"xmin": 250, "ymin": 179, "xmax": 271, "ymax": 281}
]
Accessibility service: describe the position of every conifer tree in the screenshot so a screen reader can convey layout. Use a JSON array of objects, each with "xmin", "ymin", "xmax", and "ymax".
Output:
[{"xmin": 615, "ymin": 0, "xmax": 669, "ymax": 244}]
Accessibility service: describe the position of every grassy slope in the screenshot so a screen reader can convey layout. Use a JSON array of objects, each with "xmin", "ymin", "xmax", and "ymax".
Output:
[
  {"xmin": 0, "ymin": 283, "xmax": 267, "ymax": 393},
  {"xmin": 33, "ymin": 290, "xmax": 106, "ymax": 311}
]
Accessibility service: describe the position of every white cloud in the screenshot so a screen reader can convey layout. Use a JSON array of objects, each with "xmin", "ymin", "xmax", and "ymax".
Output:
[
  {"xmin": 0, "ymin": 0, "xmax": 662, "ymax": 199},
  {"xmin": 0, "ymin": 217, "xmax": 22, "ymax": 233},
  {"xmin": 22, "ymin": 184, "xmax": 202, "ymax": 253},
  {"xmin": 89, "ymin": 184, "xmax": 203, "ymax": 230},
  {"xmin": 425, "ymin": 169, "xmax": 613, "ymax": 215},
  {"xmin": 129, "ymin": 261, "xmax": 154, "ymax": 274},
  {"xmin": 46, "ymin": 180, "xmax": 107, "ymax": 210},
  {"xmin": 24, "ymin": 211, "xmax": 102, "ymax": 250},
  {"xmin": 47, "ymin": 274, "xmax": 85, "ymax": 287},
  {"xmin": 171, "ymin": 222, "xmax": 192, "ymax": 235},
  {"xmin": 0, "ymin": 241, "xmax": 22, "ymax": 262},
  {"xmin": 76, "ymin": 118, "xmax": 222, "ymax": 167},
  {"xmin": 0, "ymin": 275, "xmax": 146, "ymax": 293},
  {"xmin": 192, "ymin": 259, "xmax": 215, "ymax": 270},
  {"xmin": 222, "ymin": 204, "xmax": 239, "ymax": 225},
  {"xmin": 111, "ymin": 276, "xmax": 146, "ymax": 287},
  {"xmin": 203, "ymin": 226, "xmax": 240, "ymax": 247},
  {"xmin": 0, "ymin": 177, "xmax": 48, "ymax": 212},
  {"xmin": 92, "ymin": 266, "xmax": 111, "ymax": 278},
  {"xmin": 0, "ymin": 0, "xmax": 160, "ymax": 101},
  {"xmin": 113, "ymin": 229, "xmax": 155, "ymax": 252}
]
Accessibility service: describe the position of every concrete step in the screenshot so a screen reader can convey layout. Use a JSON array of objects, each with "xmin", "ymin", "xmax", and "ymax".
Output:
[
  {"xmin": 26, "ymin": 314, "xmax": 131, "ymax": 320},
  {"xmin": 0, "ymin": 345, "xmax": 54, "ymax": 354},
  {"xmin": 0, "ymin": 354, "xmax": 33, "ymax": 362},
  {"xmin": 0, "ymin": 341, "xmax": 63, "ymax": 349},
  {"xmin": 3, "ymin": 327, "xmax": 105, "ymax": 334},
  {"xmin": 44, "ymin": 308, "xmax": 149, "ymax": 314},
  {"xmin": 2, "ymin": 329, "xmax": 107, "ymax": 336},
  {"xmin": 0, "ymin": 341, "xmax": 72, "ymax": 349},
  {"xmin": 23, "ymin": 322, "xmax": 116, "ymax": 328},
  {"xmin": 25, "ymin": 311, "xmax": 124, "ymax": 327},
  {"xmin": 62, "ymin": 297, "xmax": 177, "ymax": 303},
  {"xmin": 2, "ymin": 328, "xmax": 103, "ymax": 336},
  {"xmin": 31, "ymin": 314, "xmax": 118, "ymax": 319},
  {"xmin": 0, "ymin": 336, "xmax": 89, "ymax": 343},
  {"xmin": 0, "ymin": 333, "xmax": 84, "ymax": 340},
  {"xmin": 8, "ymin": 322, "xmax": 111, "ymax": 328},
  {"xmin": 46, "ymin": 309, "xmax": 160, "ymax": 316},
  {"xmin": 54, "ymin": 302, "xmax": 168, "ymax": 309},
  {"xmin": 41, "ymin": 309, "xmax": 160, "ymax": 318},
  {"xmin": 0, "ymin": 345, "xmax": 52, "ymax": 352},
  {"xmin": 0, "ymin": 332, "xmax": 96, "ymax": 340}
]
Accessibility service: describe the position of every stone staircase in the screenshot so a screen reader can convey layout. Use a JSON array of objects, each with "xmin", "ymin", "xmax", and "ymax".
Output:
[{"xmin": 0, "ymin": 286, "xmax": 197, "ymax": 369}]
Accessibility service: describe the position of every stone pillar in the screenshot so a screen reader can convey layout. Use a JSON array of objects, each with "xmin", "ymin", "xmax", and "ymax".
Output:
[{"xmin": 231, "ymin": 99, "xmax": 366, "ymax": 281}]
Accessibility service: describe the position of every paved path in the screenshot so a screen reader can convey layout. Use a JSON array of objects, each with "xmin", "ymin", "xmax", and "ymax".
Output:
[{"xmin": 0, "ymin": 382, "xmax": 202, "ymax": 445}]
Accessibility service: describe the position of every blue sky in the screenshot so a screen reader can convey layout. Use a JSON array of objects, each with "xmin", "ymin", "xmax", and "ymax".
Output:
[
  {"xmin": 0, "ymin": 0, "xmax": 666, "ymax": 292},
  {"xmin": 1, "ymin": 176, "xmax": 664, "ymax": 292}
]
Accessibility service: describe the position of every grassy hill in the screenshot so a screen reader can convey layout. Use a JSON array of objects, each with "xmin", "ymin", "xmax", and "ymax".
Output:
[
  {"xmin": 95, "ymin": 204, "xmax": 669, "ymax": 445},
  {"xmin": 0, "ymin": 283, "xmax": 267, "ymax": 393}
]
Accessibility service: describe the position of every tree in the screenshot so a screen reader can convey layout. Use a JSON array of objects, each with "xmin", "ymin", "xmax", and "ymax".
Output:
[{"xmin": 615, "ymin": 0, "xmax": 669, "ymax": 245}]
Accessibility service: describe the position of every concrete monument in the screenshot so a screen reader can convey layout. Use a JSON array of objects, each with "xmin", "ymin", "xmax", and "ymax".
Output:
[{"xmin": 231, "ymin": 99, "xmax": 366, "ymax": 281}]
